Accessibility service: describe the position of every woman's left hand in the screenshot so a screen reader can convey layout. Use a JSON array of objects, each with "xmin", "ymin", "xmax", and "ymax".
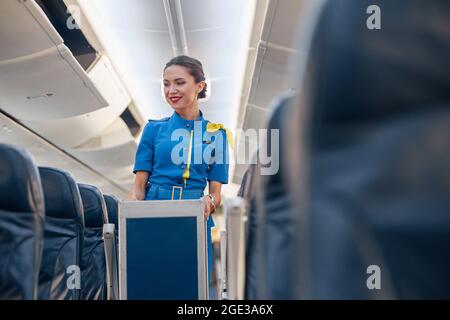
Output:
[{"xmin": 201, "ymin": 196, "xmax": 214, "ymax": 220}]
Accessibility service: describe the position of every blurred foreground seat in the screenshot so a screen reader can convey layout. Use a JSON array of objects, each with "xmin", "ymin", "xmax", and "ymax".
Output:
[
  {"xmin": 244, "ymin": 94, "xmax": 295, "ymax": 299},
  {"xmin": 283, "ymin": 0, "xmax": 450, "ymax": 299}
]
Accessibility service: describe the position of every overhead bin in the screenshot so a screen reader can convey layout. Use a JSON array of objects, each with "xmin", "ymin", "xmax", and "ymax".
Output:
[
  {"xmin": 23, "ymin": 55, "xmax": 131, "ymax": 148},
  {"xmin": 35, "ymin": 0, "xmax": 97, "ymax": 70},
  {"xmin": 0, "ymin": 0, "xmax": 107, "ymax": 120},
  {"xmin": 0, "ymin": 0, "xmax": 62, "ymax": 60}
]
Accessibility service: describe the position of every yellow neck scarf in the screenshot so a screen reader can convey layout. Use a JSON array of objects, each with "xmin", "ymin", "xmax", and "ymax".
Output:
[{"xmin": 206, "ymin": 123, "xmax": 235, "ymax": 149}]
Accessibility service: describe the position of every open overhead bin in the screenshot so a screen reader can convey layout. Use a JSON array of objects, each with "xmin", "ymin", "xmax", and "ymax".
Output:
[
  {"xmin": 23, "ymin": 55, "xmax": 131, "ymax": 148},
  {"xmin": 0, "ymin": 0, "xmax": 107, "ymax": 120}
]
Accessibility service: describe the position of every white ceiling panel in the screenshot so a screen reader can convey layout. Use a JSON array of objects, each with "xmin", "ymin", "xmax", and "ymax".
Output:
[
  {"xmin": 86, "ymin": 0, "xmax": 169, "ymax": 31},
  {"xmin": 112, "ymin": 30, "xmax": 173, "ymax": 78},
  {"xmin": 186, "ymin": 30, "xmax": 233, "ymax": 78},
  {"xmin": 180, "ymin": 0, "xmax": 229, "ymax": 30}
]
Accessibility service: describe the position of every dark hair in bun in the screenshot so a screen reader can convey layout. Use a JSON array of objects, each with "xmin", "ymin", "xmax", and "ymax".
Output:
[{"xmin": 164, "ymin": 55, "xmax": 207, "ymax": 99}]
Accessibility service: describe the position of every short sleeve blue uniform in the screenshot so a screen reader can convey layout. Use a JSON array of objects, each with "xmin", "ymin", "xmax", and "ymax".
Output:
[{"xmin": 133, "ymin": 110, "xmax": 229, "ymax": 278}]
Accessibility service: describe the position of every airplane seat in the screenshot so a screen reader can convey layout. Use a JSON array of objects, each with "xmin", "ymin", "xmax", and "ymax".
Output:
[
  {"xmin": 78, "ymin": 183, "xmax": 108, "ymax": 300},
  {"xmin": 104, "ymin": 194, "xmax": 119, "ymax": 228},
  {"xmin": 244, "ymin": 94, "xmax": 295, "ymax": 299},
  {"xmin": 103, "ymin": 194, "xmax": 120, "ymax": 300},
  {"xmin": 38, "ymin": 167, "xmax": 84, "ymax": 300},
  {"xmin": 0, "ymin": 143, "xmax": 45, "ymax": 300},
  {"xmin": 261, "ymin": 95, "xmax": 296, "ymax": 299},
  {"xmin": 238, "ymin": 164, "xmax": 257, "ymax": 300},
  {"xmin": 104, "ymin": 194, "xmax": 119, "ymax": 248},
  {"xmin": 103, "ymin": 194, "xmax": 119, "ymax": 246},
  {"xmin": 284, "ymin": 0, "xmax": 450, "ymax": 298}
]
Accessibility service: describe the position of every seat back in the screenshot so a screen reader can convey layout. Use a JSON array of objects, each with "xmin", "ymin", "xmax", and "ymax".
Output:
[
  {"xmin": 103, "ymin": 194, "xmax": 119, "ymax": 300},
  {"xmin": 249, "ymin": 95, "xmax": 295, "ymax": 299},
  {"xmin": 0, "ymin": 144, "xmax": 45, "ymax": 299},
  {"xmin": 104, "ymin": 194, "xmax": 118, "ymax": 228},
  {"xmin": 38, "ymin": 167, "xmax": 84, "ymax": 300},
  {"xmin": 285, "ymin": 0, "xmax": 450, "ymax": 298},
  {"xmin": 78, "ymin": 184, "xmax": 108, "ymax": 300},
  {"xmin": 224, "ymin": 197, "xmax": 246, "ymax": 300}
]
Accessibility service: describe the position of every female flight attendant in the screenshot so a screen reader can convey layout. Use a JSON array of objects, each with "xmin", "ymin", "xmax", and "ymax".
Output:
[{"xmin": 129, "ymin": 55, "xmax": 230, "ymax": 280}]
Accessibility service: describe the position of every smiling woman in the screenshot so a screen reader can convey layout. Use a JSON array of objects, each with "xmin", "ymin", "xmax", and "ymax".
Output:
[
  {"xmin": 129, "ymin": 55, "xmax": 231, "ymax": 282},
  {"xmin": 164, "ymin": 55, "xmax": 208, "ymax": 105}
]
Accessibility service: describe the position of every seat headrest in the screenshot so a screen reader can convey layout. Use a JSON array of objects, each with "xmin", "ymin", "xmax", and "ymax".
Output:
[
  {"xmin": 78, "ymin": 184, "xmax": 108, "ymax": 228},
  {"xmin": 104, "ymin": 194, "xmax": 119, "ymax": 227},
  {"xmin": 38, "ymin": 167, "xmax": 84, "ymax": 226},
  {"xmin": 0, "ymin": 143, "xmax": 45, "ymax": 216},
  {"xmin": 301, "ymin": 0, "xmax": 450, "ymax": 124}
]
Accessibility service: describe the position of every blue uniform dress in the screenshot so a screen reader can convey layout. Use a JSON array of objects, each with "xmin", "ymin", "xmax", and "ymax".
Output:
[{"xmin": 133, "ymin": 110, "xmax": 229, "ymax": 279}]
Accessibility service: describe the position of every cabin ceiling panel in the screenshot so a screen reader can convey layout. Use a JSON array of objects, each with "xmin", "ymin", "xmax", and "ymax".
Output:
[
  {"xmin": 112, "ymin": 30, "xmax": 173, "ymax": 78},
  {"xmin": 180, "ymin": 0, "xmax": 229, "ymax": 30},
  {"xmin": 87, "ymin": 0, "xmax": 169, "ymax": 31},
  {"xmin": 186, "ymin": 30, "xmax": 233, "ymax": 78}
]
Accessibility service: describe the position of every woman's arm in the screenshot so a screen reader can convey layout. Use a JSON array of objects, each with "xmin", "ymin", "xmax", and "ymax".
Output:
[
  {"xmin": 128, "ymin": 171, "xmax": 149, "ymax": 200},
  {"xmin": 202, "ymin": 181, "xmax": 222, "ymax": 219}
]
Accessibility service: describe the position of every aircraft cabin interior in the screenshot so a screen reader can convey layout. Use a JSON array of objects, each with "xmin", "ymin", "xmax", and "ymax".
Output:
[{"xmin": 1, "ymin": 0, "xmax": 449, "ymax": 301}]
